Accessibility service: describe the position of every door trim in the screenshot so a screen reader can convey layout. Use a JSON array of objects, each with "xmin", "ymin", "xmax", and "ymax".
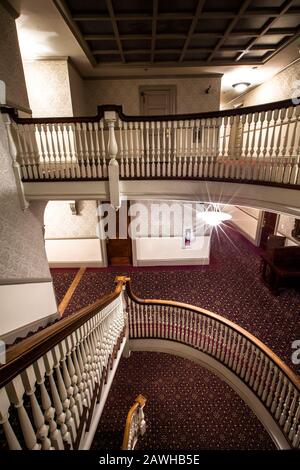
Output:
[{"xmin": 139, "ymin": 85, "xmax": 177, "ymax": 115}]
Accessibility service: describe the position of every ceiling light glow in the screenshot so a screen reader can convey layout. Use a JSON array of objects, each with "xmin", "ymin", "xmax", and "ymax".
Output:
[
  {"xmin": 198, "ymin": 210, "xmax": 232, "ymax": 227},
  {"xmin": 232, "ymin": 82, "xmax": 251, "ymax": 93}
]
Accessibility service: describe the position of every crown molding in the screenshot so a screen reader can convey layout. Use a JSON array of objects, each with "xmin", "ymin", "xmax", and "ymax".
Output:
[{"xmin": 84, "ymin": 72, "xmax": 224, "ymax": 81}]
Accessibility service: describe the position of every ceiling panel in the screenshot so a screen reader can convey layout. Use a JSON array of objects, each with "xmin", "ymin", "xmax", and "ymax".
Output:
[{"xmin": 55, "ymin": 0, "xmax": 300, "ymax": 66}]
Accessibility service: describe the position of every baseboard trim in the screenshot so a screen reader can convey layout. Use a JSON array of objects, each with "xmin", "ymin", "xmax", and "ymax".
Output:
[{"xmin": 49, "ymin": 261, "xmax": 104, "ymax": 268}]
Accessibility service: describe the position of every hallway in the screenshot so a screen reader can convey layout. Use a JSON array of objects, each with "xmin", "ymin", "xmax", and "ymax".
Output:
[{"xmin": 51, "ymin": 226, "xmax": 300, "ymax": 372}]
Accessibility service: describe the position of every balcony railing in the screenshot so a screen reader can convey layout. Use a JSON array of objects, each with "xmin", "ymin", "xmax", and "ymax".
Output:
[
  {"xmin": 0, "ymin": 276, "xmax": 299, "ymax": 450},
  {"xmin": 1, "ymin": 99, "xmax": 300, "ymax": 188}
]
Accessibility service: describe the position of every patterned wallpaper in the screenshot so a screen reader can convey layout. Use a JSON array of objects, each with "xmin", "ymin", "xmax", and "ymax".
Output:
[
  {"xmin": 277, "ymin": 214, "xmax": 300, "ymax": 245},
  {"xmin": 0, "ymin": 3, "xmax": 29, "ymax": 110},
  {"xmin": 44, "ymin": 200, "xmax": 98, "ymax": 239},
  {"xmin": 23, "ymin": 59, "xmax": 74, "ymax": 117},
  {"xmin": 0, "ymin": 115, "xmax": 50, "ymax": 280},
  {"xmin": 85, "ymin": 76, "xmax": 221, "ymax": 115},
  {"xmin": 229, "ymin": 60, "xmax": 300, "ymax": 107}
]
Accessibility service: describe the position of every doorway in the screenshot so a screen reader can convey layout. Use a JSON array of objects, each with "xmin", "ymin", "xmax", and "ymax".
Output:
[
  {"xmin": 259, "ymin": 211, "xmax": 278, "ymax": 250},
  {"xmin": 139, "ymin": 85, "xmax": 176, "ymax": 115},
  {"xmin": 104, "ymin": 200, "xmax": 132, "ymax": 266}
]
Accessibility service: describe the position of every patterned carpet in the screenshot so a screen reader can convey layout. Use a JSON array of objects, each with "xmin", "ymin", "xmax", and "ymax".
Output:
[
  {"xmin": 91, "ymin": 351, "xmax": 276, "ymax": 450},
  {"xmin": 51, "ymin": 226, "xmax": 300, "ymax": 372},
  {"xmin": 51, "ymin": 268, "xmax": 78, "ymax": 305}
]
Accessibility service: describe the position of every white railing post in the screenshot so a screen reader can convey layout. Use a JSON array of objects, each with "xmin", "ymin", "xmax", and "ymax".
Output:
[
  {"xmin": 2, "ymin": 113, "xmax": 29, "ymax": 210},
  {"xmin": 105, "ymin": 111, "xmax": 120, "ymax": 210}
]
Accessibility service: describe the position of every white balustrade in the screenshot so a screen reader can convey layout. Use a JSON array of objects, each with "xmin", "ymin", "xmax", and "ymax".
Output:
[
  {"xmin": 2, "ymin": 100, "xmax": 298, "ymax": 186},
  {"xmin": 126, "ymin": 293, "xmax": 300, "ymax": 449},
  {"xmin": 0, "ymin": 287, "xmax": 126, "ymax": 450}
]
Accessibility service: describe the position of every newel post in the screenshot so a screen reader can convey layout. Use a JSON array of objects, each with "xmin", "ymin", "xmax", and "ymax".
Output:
[
  {"xmin": 105, "ymin": 111, "xmax": 120, "ymax": 210},
  {"xmin": 1, "ymin": 113, "xmax": 29, "ymax": 210}
]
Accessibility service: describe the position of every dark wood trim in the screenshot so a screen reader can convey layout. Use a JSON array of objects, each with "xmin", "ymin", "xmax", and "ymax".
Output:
[
  {"xmin": 105, "ymin": 0, "xmax": 125, "ymax": 63},
  {"xmin": 2, "ymin": 97, "xmax": 299, "ymax": 124},
  {"xmin": 0, "ymin": 0, "xmax": 19, "ymax": 18},
  {"xmin": 52, "ymin": 0, "xmax": 97, "ymax": 67},
  {"xmin": 0, "ymin": 278, "xmax": 127, "ymax": 388},
  {"xmin": 123, "ymin": 278, "xmax": 300, "ymax": 391},
  {"xmin": 179, "ymin": 0, "xmax": 206, "ymax": 62}
]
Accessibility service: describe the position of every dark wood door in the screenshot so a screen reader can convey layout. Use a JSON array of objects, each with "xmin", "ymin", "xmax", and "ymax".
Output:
[
  {"xmin": 105, "ymin": 200, "xmax": 132, "ymax": 266},
  {"xmin": 260, "ymin": 211, "xmax": 278, "ymax": 250}
]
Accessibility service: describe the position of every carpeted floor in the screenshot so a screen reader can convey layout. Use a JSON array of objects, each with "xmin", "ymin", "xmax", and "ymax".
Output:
[
  {"xmin": 51, "ymin": 226, "xmax": 300, "ymax": 371},
  {"xmin": 91, "ymin": 351, "xmax": 276, "ymax": 450}
]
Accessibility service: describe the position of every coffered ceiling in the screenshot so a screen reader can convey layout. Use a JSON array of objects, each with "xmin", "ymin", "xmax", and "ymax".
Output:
[{"xmin": 54, "ymin": 0, "xmax": 300, "ymax": 67}]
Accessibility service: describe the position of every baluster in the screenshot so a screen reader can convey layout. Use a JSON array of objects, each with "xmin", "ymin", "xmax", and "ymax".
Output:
[
  {"xmin": 258, "ymin": 357, "xmax": 269, "ymax": 398},
  {"xmin": 82, "ymin": 123, "xmax": 91, "ymax": 178},
  {"xmin": 273, "ymin": 108, "xmax": 286, "ymax": 182},
  {"xmin": 22, "ymin": 365, "xmax": 53, "ymax": 449},
  {"xmin": 271, "ymin": 370, "xmax": 283, "ymax": 414},
  {"xmin": 145, "ymin": 122, "xmax": 150, "ymax": 177},
  {"xmin": 6, "ymin": 375, "xmax": 41, "ymax": 449},
  {"xmin": 267, "ymin": 366, "xmax": 278, "ymax": 408},
  {"xmin": 100, "ymin": 120, "xmax": 107, "ymax": 177},
  {"xmin": 282, "ymin": 107, "xmax": 294, "ymax": 183},
  {"xmin": 203, "ymin": 119, "xmax": 209, "ymax": 178},
  {"xmin": 236, "ymin": 337, "xmax": 246, "ymax": 375},
  {"xmin": 135, "ymin": 121, "xmax": 140, "ymax": 177},
  {"xmin": 0, "ymin": 387, "xmax": 22, "ymax": 449},
  {"xmin": 182, "ymin": 120, "xmax": 188, "ymax": 177},
  {"xmin": 249, "ymin": 348, "xmax": 259, "ymax": 388},
  {"xmin": 161, "ymin": 121, "xmax": 166, "ymax": 177},
  {"xmin": 34, "ymin": 358, "xmax": 64, "ymax": 450},
  {"xmin": 21, "ymin": 125, "xmax": 33, "ymax": 179},
  {"xmin": 52, "ymin": 346, "xmax": 76, "ymax": 444},
  {"xmin": 232, "ymin": 333, "xmax": 241, "ymax": 371},
  {"xmin": 129, "ymin": 122, "xmax": 135, "ymax": 177},
  {"xmin": 259, "ymin": 110, "xmax": 272, "ymax": 181},
  {"xmin": 76, "ymin": 123, "xmax": 86, "ymax": 178},
  {"xmin": 275, "ymin": 376, "xmax": 288, "ymax": 421},
  {"xmin": 66, "ymin": 124, "xmax": 76, "ymax": 179},
  {"xmin": 172, "ymin": 121, "xmax": 177, "ymax": 176},
  {"xmin": 266, "ymin": 109, "xmax": 279, "ymax": 181},
  {"xmin": 26, "ymin": 124, "xmax": 39, "ymax": 179},
  {"xmin": 140, "ymin": 122, "xmax": 145, "ymax": 177},
  {"xmin": 289, "ymin": 396, "xmax": 300, "ymax": 442},
  {"xmin": 209, "ymin": 118, "xmax": 217, "ymax": 178},
  {"xmin": 44, "ymin": 351, "xmax": 70, "ymax": 447},
  {"xmin": 14, "ymin": 123, "xmax": 28, "ymax": 179},
  {"xmin": 194, "ymin": 119, "xmax": 200, "ymax": 177},
  {"xmin": 240, "ymin": 340, "xmax": 251, "ymax": 379},
  {"xmin": 93, "ymin": 122, "xmax": 102, "ymax": 178},
  {"xmin": 253, "ymin": 350, "xmax": 263, "ymax": 392},
  {"xmin": 220, "ymin": 324, "xmax": 228, "ymax": 362},
  {"xmin": 151, "ymin": 121, "xmax": 155, "ymax": 176},
  {"xmin": 156, "ymin": 121, "xmax": 161, "ymax": 177},
  {"xmin": 253, "ymin": 111, "xmax": 265, "ymax": 181},
  {"xmin": 245, "ymin": 344, "xmax": 256, "ymax": 383},
  {"xmin": 280, "ymin": 383, "xmax": 293, "ymax": 428},
  {"xmin": 166, "ymin": 121, "xmax": 172, "ymax": 177},
  {"xmin": 289, "ymin": 107, "xmax": 300, "ymax": 184},
  {"xmin": 49, "ymin": 123, "xmax": 59, "ymax": 179},
  {"xmin": 88, "ymin": 123, "xmax": 97, "ymax": 178}
]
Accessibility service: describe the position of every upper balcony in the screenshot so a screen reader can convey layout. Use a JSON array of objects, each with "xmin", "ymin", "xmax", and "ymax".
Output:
[{"xmin": 1, "ymin": 98, "xmax": 300, "ymax": 214}]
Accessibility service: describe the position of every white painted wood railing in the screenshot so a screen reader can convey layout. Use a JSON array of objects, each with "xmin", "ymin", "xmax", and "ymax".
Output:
[
  {"xmin": 0, "ymin": 278, "xmax": 127, "ymax": 450},
  {"xmin": 121, "ymin": 394, "xmax": 147, "ymax": 450},
  {"xmin": 1, "ymin": 99, "xmax": 300, "ymax": 186},
  {"xmin": 125, "ymin": 280, "xmax": 300, "ymax": 449}
]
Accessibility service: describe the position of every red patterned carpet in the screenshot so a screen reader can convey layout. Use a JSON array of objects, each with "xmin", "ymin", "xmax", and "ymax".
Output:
[
  {"xmin": 91, "ymin": 351, "xmax": 276, "ymax": 450},
  {"xmin": 51, "ymin": 226, "xmax": 300, "ymax": 372}
]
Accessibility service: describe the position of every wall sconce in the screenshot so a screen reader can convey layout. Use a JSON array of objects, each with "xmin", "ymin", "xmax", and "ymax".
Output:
[
  {"xmin": 69, "ymin": 200, "xmax": 80, "ymax": 215},
  {"xmin": 232, "ymin": 82, "xmax": 251, "ymax": 93}
]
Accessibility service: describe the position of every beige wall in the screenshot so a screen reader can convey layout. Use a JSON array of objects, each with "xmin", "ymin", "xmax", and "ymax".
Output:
[
  {"xmin": 23, "ymin": 59, "xmax": 73, "ymax": 117},
  {"xmin": 229, "ymin": 60, "xmax": 300, "ymax": 108},
  {"xmin": 84, "ymin": 76, "xmax": 221, "ymax": 115},
  {"xmin": 68, "ymin": 61, "xmax": 89, "ymax": 116},
  {"xmin": 0, "ymin": 114, "xmax": 50, "ymax": 280},
  {"xmin": 0, "ymin": 3, "xmax": 29, "ymax": 110}
]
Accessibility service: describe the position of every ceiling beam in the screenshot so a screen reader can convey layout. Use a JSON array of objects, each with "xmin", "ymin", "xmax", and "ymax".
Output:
[
  {"xmin": 105, "ymin": 0, "xmax": 125, "ymax": 63},
  {"xmin": 261, "ymin": 26, "xmax": 300, "ymax": 64},
  {"xmin": 52, "ymin": 0, "xmax": 97, "ymax": 67},
  {"xmin": 151, "ymin": 0, "xmax": 158, "ymax": 62},
  {"xmin": 179, "ymin": 0, "xmax": 207, "ymax": 62},
  {"xmin": 207, "ymin": 0, "xmax": 253, "ymax": 62},
  {"xmin": 235, "ymin": 0, "xmax": 296, "ymax": 61}
]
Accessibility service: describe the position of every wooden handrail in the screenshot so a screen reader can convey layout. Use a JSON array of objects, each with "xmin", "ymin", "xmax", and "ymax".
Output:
[
  {"xmin": 0, "ymin": 276, "xmax": 128, "ymax": 389},
  {"xmin": 0, "ymin": 97, "xmax": 298, "ymax": 124},
  {"xmin": 122, "ymin": 394, "xmax": 147, "ymax": 450},
  {"xmin": 124, "ymin": 278, "xmax": 300, "ymax": 391}
]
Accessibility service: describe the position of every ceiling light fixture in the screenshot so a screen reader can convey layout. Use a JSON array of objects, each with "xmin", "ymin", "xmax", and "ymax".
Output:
[
  {"xmin": 232, "ymin": 82, "xmax": 251, "ymax": 93},
  {"xmin": 198, "ymin": 207, "xmax": 232, "ymax": 227}
]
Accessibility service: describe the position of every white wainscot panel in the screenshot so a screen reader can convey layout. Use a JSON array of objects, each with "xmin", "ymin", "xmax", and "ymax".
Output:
[
  {"xmin": 134, "ymin": 236, "xmax": 210, "ymax": 266},
  {"xmin": 45, "ymin": 238, "xmax": 103, "ymax": 267},
  {"xmin": 0, "ymin": 281, "xmax": 57, "ymax": 337}
]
